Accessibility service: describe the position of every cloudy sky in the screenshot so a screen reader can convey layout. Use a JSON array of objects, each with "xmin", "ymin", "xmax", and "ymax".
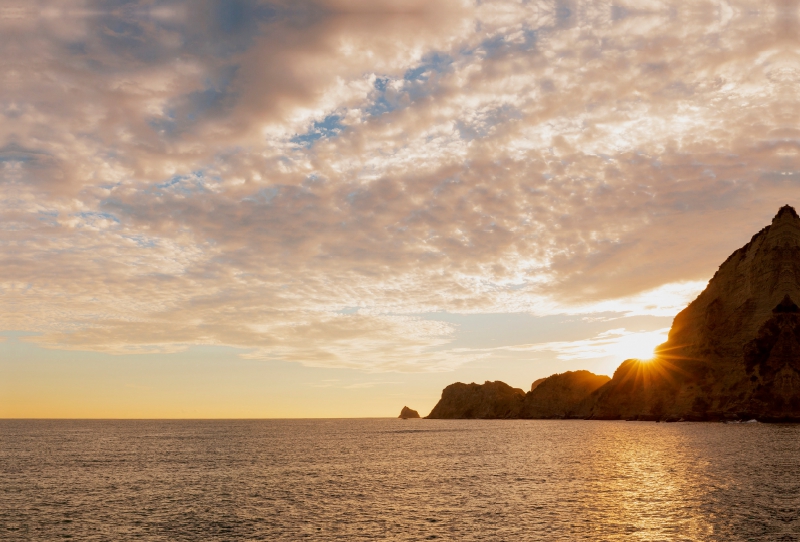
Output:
[{"xmin": 2, "ymin": 0, "xmax": 798, "ymax": 417}]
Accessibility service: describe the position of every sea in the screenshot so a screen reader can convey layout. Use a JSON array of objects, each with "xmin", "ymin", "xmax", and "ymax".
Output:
[{"xmin": 1, "ymin": 419, "xmax": 798, "ymax": 541}]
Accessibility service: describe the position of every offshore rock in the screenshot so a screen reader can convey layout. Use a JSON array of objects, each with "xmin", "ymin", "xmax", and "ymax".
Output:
[
  {"xmin": 519, "ymin": 371, "xmax": 610, "ymax": 419},
  {"xmin": 583, "ymin": 205, "xmax": 800, "ymax": 421},
  {"xmin": 426, "ymin": 381, "xmax": 525, "ymax": 419},
  {"xmin": 398, "ymin": 406, "xmax": 420, "ymax": 419}
]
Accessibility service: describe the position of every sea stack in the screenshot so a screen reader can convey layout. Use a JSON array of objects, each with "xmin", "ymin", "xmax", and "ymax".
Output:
[
  {"xmin": 584, "ymin": 205, "xmax": 800, "ymax": 421},
  {"xmin": 398, "ymin": 406, "xmax": 420, "ymax": 419}
]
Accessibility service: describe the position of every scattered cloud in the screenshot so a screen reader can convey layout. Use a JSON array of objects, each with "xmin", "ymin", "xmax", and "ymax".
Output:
[{"xmin": 3, "ymin": 0, "xmax": 798, "ymax": 371}]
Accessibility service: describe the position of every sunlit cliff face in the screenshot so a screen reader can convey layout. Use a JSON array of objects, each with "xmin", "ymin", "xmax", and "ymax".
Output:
[{"xmin": 2, "ymin": 0, "xmax": 799, "ymax": 372}]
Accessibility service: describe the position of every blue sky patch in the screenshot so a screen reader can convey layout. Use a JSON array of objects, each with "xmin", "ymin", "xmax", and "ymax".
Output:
[
  {"xmin": 151, "ymin": 171, "xmax": 211, "ymax": 197},
  {"xmin": 403, "ymin": 52, "xmax": 453, "ymax": 82},
  {"xmin": 291, "ymin": 115, "xmax": 346, "ymax": 148}
]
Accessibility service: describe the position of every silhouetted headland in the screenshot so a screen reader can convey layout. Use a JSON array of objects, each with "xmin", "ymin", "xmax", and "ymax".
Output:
[
  {"xmin": 425, "ymin": 372, "xmax": 609, "ymax": 419},
  {"xmin": 425, "ymin": 205, "xmax": 800, "ymax": 422}
]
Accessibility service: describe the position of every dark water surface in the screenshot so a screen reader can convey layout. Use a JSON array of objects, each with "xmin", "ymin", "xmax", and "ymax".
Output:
[{"xmin": 2, "ymin": 419, "xmax": 799, "ymax": 540}]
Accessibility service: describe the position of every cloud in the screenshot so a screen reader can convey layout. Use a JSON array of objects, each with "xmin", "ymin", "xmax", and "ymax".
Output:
[{"xmin": 3, "ymin": 0, "xmax": 799, "ymax": 371}]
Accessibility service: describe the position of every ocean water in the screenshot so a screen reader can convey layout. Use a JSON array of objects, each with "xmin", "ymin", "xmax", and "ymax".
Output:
[{"xmin": 1, "ymin": 419, "xmax": 799, "ymax": 541}]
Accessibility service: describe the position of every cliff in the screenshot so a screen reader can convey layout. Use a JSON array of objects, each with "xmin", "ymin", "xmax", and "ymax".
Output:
[
  {"xmin": 519, "ymin": 371, "xmax": 610, "ymax": 418},
  {"xmin": 426, "ymin": 381, "xmax": 525, "ymax": 419},
  {"xmin": 424, "ymin": 206, "xmax": 800, "ymax": 422},
  {"xmin": 583, "ymin": 205, "xmax": 800, "ymax": 421}
]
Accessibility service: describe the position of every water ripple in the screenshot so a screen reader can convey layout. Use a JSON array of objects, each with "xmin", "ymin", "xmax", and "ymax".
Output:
[{"xmin": 2, "ymin": 419, "xmax": 799, "ymax": 540}]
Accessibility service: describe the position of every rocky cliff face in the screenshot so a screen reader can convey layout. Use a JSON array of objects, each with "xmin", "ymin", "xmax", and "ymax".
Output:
[
  {"xmin": 399, "ymin": 406, "xmax": 420, "ymax": 419},
  {"xmin": 583, "ymin": 205, "xmax": 800, "ymax": 421},
  {"xmin": 426, "ymin": 381, "xmax": 525, "ymax": 419},
  {"xmin": 519, "ymin": 371, "xmax": 610, "ymax": 419}
]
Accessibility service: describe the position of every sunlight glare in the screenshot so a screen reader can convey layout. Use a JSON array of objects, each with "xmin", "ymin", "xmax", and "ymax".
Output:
[
  {"xmin": 527, "ymin": 327, "xmax": 671, "ymax": 363},
  {"xmin": 609, "ymin": 329, "xmax": 669, "ymax": 361}
]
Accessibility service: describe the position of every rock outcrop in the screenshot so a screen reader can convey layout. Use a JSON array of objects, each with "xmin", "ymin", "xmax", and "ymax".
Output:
[
  {"xmin": 426, "ymin": 381, "xmax": 525, "ymax": 419},
  {"xmin": 520, "ymin": 371, "xmax": 610, "ymax": 418},
  {"xmin": 398, "ymin": 406, "xmax": 420, "ymax": 419},
  {"xmin": 583, "ymin": 205, "xmax": 800, "ymax": 421},
  {"xmin": 426, "ymin": 372, "xmax": 609, "ymax": 419}
]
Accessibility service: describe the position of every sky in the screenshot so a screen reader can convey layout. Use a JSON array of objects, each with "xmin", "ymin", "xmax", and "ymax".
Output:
[{"xmin": 2, "ymin": 0, "xmax": 799, "ymax": 418}]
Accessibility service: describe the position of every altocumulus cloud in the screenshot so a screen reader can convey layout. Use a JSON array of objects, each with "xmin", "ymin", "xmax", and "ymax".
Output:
[{"xmin": 2, "ymin": 0, "xmax": 799, "ymax": 371}]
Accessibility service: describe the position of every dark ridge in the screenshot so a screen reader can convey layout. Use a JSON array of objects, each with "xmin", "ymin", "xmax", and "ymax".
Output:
[
  {"xmin": 750, "ymin": 225, "xmax": 771, "ymax": 244},
  {"xmin": 714, "ymin": 206, "xmax": 797, "ymax": 274},
  {"xmin": 773, "ymin": 294, "xmax": 799, "ymax": 313},
  {"xmin": 775, "ymin": 204, "xmax": 799, "ymax": 220}
]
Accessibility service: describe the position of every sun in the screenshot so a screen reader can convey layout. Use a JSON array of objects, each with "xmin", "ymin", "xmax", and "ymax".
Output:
[{"xmin": 611, "ymin": 329, "xmax": 669, "ymax": 362}]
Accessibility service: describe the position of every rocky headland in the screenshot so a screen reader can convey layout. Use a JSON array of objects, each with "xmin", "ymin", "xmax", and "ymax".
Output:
[
  {"xmin": 426, "ymin": 371, "xmax": 609, "ymax": 419},
  {"xmin": 425, "ymin": 205, "xmax": 800, "ymax": 422}
]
